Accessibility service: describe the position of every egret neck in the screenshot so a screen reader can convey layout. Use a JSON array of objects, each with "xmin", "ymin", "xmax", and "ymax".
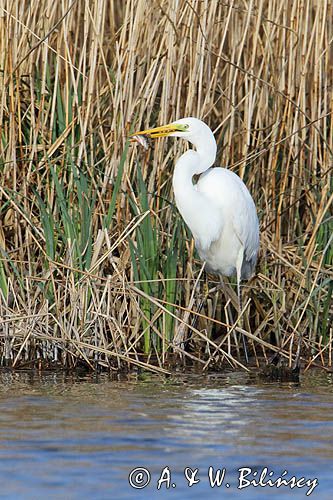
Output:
[{"xmin": 172, "ymin": 135, "xmax": 219, "ymax": 251}]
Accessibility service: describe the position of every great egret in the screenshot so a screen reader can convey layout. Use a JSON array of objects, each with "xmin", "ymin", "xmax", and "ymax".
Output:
[{"xmin": 131, "ymin": 117, "xmax": 259, "ymax": 360}]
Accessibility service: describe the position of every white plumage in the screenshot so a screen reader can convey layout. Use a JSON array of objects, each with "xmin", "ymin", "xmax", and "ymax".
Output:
[
  {"xmin": 169, "ymin": 118, "xmax": 259, "ymax": 286},
  {"xmin": 194, "ymin": 167, "xmax": 259, "ymax": 279}
]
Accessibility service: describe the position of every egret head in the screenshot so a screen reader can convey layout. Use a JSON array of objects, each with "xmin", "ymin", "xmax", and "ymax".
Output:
[
  {"xmin": 131, "ymin": 117, "xmax": 212, "ymax": 141},
  {"xmin": 131, "ymin": 117, "xmax": 217, "ymax": 168}
]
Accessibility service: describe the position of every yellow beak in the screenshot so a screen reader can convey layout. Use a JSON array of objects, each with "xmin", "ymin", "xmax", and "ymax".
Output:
[{"xmin": 130, "ymin": 122, "xmax": 188, "ymax": 138}]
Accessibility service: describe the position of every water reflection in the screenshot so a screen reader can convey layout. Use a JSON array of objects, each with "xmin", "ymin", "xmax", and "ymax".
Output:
[{"xmin": 0, "ymin": 370, "xmax": 332, "ymax": 498}]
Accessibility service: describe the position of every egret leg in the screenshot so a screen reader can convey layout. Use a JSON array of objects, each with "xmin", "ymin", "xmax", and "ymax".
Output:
[
  {"xmin": 236, "ymin": 275, "xmax": 249, "ymax": 364},
  {"xmin": 236, "ymin": 248, "xmax": 249, "ymax": 364},
  {"xmin": 218, "ymin": 276, "xmax": 243, "ymax": 359}
]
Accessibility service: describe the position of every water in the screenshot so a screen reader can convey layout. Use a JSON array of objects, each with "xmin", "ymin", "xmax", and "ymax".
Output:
[{"xmin": 0, "ymin": 370, "xmax": 332, "ymax": 499}]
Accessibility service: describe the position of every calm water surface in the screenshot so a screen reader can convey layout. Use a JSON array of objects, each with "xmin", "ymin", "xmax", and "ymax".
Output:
[{"xmin": 0, "ymin": 370, "xmax": 332, "ymax": 499}]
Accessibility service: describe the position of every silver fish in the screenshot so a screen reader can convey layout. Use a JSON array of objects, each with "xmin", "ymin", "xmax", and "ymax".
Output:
[{"xmin": 130, "ymin": 134, "xmax": 150, "ymax": 150}]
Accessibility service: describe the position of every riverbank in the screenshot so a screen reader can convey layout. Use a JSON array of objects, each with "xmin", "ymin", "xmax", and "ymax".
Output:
[{"xmin": 0, "ymin": 0, "xmax": 332, "ymax": 372}]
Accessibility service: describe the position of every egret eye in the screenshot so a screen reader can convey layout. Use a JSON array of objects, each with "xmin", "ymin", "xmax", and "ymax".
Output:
[{"xmin": 175, "ymin": 123, "xmax": 189, "ymax": 132}]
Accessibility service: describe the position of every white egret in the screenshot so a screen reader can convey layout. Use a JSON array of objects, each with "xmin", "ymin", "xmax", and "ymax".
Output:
[{"xmin": 131, "ymin": 117, "xmax": 259, "ymax": 361}]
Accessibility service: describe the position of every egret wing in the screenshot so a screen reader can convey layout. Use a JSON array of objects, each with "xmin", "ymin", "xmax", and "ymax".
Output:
[{"xmin": 197, "ymin": 167, "xmax": 259, "ymax": 275}]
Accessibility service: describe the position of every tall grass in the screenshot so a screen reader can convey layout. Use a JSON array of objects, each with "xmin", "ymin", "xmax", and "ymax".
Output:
[{"xmin": 0, "ymin": 0, "xmax": 332, "ymax": 373}]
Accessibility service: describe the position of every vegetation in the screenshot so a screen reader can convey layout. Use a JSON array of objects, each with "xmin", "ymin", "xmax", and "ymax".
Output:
[{"xmin": 0, "ymin": 0, "xmax": 332, "ymax": 373}]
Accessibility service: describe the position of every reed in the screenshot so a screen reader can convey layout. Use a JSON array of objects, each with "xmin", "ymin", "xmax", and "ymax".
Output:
[{"xmin": 0, "ymin": 0, "xmax": 332, "ymax": 373}]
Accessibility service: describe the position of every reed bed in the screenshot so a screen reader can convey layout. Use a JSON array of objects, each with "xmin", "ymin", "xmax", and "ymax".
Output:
[{"xmin": 0, "ymin": 0, "xmax": 332, "ymax": 374}]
